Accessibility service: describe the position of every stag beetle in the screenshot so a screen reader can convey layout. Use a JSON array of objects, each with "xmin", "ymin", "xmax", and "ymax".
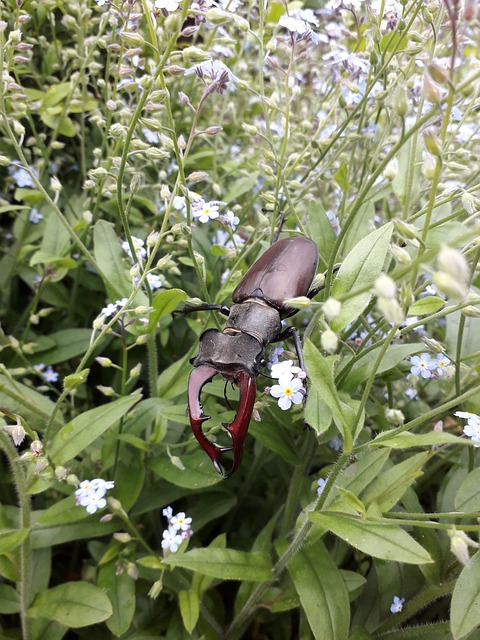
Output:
[{"xmin": 187, "ymin": 236, "xmax": 319, "ymax": 477}]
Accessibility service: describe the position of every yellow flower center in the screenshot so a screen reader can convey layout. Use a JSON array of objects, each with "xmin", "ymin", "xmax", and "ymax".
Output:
[{"xmin": 284, "ymin": 387, "xmax": 293, "ymax": 396}]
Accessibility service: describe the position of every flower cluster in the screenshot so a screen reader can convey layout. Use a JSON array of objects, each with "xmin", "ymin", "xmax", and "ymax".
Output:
[
  {"xmin": 269, "ymin": 360, "xmax": 306, "ymax": 410},
  {"xmin": 455, "ymin": 412, "xmax": 480, "ymax": 446},
  {"xmin": 161, "ymin": 506, "xmax": 193, "ymax": 554},
  {"xmin": 409, "ymin": 353, "xmax": 451, "ymax": 379},
  {"xmin": 75, "ymin": 478, "xmax": 114, "ymax": 515}
]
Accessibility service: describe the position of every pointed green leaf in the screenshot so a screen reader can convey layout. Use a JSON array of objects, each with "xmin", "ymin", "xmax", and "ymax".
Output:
[
  {"xmin": 179, "ymin": 589, "xmax": 200, "ymax": 634},
  {"xmin": 371, "ymin": 431, "xmax": 475, "ymax": 449},
  {"xmin": 309, "ymin": 512, "xmax": 432, "ymax": 564},
  {"xmin": 0, "ymin": 528, "xmax": 30, "ymax": 553},
  {"xmin": 28, "ymin": 582, "xmax": 112, "ymax": 627},
  {"xmin": 455, "ymin": 468, "xmax": 480, "ymax": 512},
  {"xmin": 451, "ymin": 551, "xmax": 480, "ymax": 639},
  {"xmin": 163, "ymin": 548, "xmax": 273, "ymax": 581},
  {"xmin": 285, "ymin": 539, "xmax": 349, "ymax": 640},
  {"xmin": 98, "ymin": 562, "xmax": 136, "ymax": 637},
  {"xmin": 331, "ymin": 223, "xmax": 393, "ymax": 332},
  {"xmin": 93, "ymin": 220, "xmax": 132, "ymax": 299},
  {"xmin": 50, "ymin": 393, "xmax": 142, "ymax": 465},
  {"xmin": 149, "ymin": 449, "xmax": 222, "ymax": 489},
  {"xmin": 305, "ymin": 200, "xmax": 336, "ymax": 264},
  {"xmin": 0, "ymin": 584, "xmax": 20, "ymax": 613},
  {"xmin": 148, "ymin": 288, "xmax": 187, "ymax": 330},
  {"xmin": 408, "ymin": 296, "xmax": 445, "ymax": 316}
]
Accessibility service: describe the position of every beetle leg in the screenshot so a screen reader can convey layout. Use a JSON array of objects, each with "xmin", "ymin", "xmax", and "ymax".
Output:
[
  {"xmin": 277, "ymin": 326, "xmax": 306, "ymax": 374},
  {"xmin": 187, "ymin": 365, "xmax": 256, "ymax": 478}
]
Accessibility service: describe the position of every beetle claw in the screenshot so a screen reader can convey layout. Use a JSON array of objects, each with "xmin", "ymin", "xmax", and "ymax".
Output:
[{"xmin": 187, "ymin": 365, "xmax": 256, "ymax": 478}]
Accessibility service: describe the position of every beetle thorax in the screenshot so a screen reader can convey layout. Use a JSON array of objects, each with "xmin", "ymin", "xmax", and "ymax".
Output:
[
  {"xmin": 225, "ymin": 301, "xmax": 282, "ymax": 345},
  {"xmin": 191, "ymin": 328, "xmax": 265, "ymax": 378}
]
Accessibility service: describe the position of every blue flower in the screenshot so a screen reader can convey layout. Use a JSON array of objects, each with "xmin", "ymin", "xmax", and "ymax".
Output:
[
  {"xmin": 390, "ymin": 596, "xmax": 405, "ymax": 614},
  {"xmin": 410, "ymin": 353, "xmax": 438, "ymax": 379}
]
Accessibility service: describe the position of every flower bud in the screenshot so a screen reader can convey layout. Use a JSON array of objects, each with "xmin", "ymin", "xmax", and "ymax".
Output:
[
  {"xmin": 323, "ymin": 298, "xmax": 342, "ymax": 321},
  {"xmin": 148, "ymin": 579, "xmax": 163, "ymax": 599},
  {"xmin": 448, "ymin": 528, "xmax": 478, "ymax": 566},
  {"xmin": 321, "ymin": 330, "xmax": 338, "ymax": 354},
  {"xmin": 120, "ymin": 31, "xmax": 145, "ymax": 47},
  {"xmin": 374, "ymin": 273, "xmax": 397, "ymax": 299},
  {"xmin": 182, "ymin": 47, "xmax": 211, "ymax": 63},
  {"xmin": 66, "ymin": 474, "xmax": 80, "ymax": 486},
  {"xmin": 97, "ymin": 385, "xmax": 115, "ymax": 396},
  {"xmin": 393, "ymin": 219, "xmax": 419, "ymax": 241},
  {"xmin": 428, "ymin": 62, "xmax": 449, "ymax": 85},
  {"xmin": 95, "ymin": 357, "xmax": 113, "ymax": 367},
  {"xmin": 284, "ymin": 296, "xmax": 312, "ymax": 309},
  {"xmin": 393, "ymin": 85, "xmax": 408, "ymax": 118},
  {"xmin": 377, "ymin": 297, "xmax": 405, "ymax": 324},
  {"xmin": 424, "ymin": 73, "xmax": 441, "ymax": 103},
  {"xmin": 129, "ymin": 363, "xmax": 142, "ymax": 378},
  {"xmin": 55, "ymin": 466, "xmax": 67, "ymax": 481},
  {"xmin": 205, "ymin": 126, "xmax": 223, "ymax": 136},
  {"xmin": 205, "ymin": 8, "xmax": 230, "ymax": 23},
  {"xmin": 386, "ymin": 408, "xmax": 405, "ymax": 425},
  {"xmin": 113, "ymin": 532, "xmax": 132, "ymax": 543},
  {"xmin": 187, "ymin": 171, "xmax": 209, "ymax": 183},
  {"xmin": 423, "ymin": 129, "xmax": 442, "ymax": 156},
  {"xmin": 432, "ymin": 272, "xmax": 468, "ymax": 300},
  {"xmin": 461, "ymin": 306, "xmax": 480, "ymax": 318},
  {"xmin": 462, "ymin": 192, "xmax": 478, "ymax": 215},
  {"xmin": 383, "ymin": 158, "xmax": 398, "ymax": 181},
  {"xmin": 437, "ymin": 246, "xmax": 469, "ymax": 284},
  {"xmin": 64, "ymin": 369, "xmax": 89, "ymax": 390},
  {"xmin": 389, "ymin": 244, "xmax": 411, "ymax": 264},
  {"xmin": 423, "ymin": 153, "xmax": 437, "ymax": 180}
]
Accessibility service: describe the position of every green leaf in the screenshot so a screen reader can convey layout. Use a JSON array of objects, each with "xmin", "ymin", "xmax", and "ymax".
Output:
[
  {"xmin": 0, "ymin": 528, "xmax": 30, "ymax": 553},
  {"xmin": 305, "ymin": 200, "xmax": 336, "ymax": 264},
  {"xmin": 451, "ymin": 551, "xmax": 480, "ymax": 639},
  {"xmin": 0, "ymin": 584, "xmax": 20, "ymax": 613},
  {"xmin": 371, "ymin": 431, "xmax": 474, "ymax": 449},
  {"xmin": 392, "ymin": 137, "xmax": 422, "ymax": 206},
  {"xmin": 223, "ymin": 173, "xmax": 259, "ymax": 203},
  {"xmin": 340, "ymin": 343, "xmax": 424, "ymax": 393},
  {"xmin": 29, "ymin": 329, "xmax": 91, "ymax": 366},
  {"xmin": 40, "ymin": 112, "xmax": 76, "ymax": 137},
  {"xmin": 163, "ymin": 548, "xmax": 273, "ymax": 581},
  {"xmin": 98, "ymin": 562, "xmax": 136, "ymax": 637},
  {"xmin": 304, "ymin": 342, "xmax": 354, "ymax": 447},
  {"xmin": 342, "ymin": 201, "xmax": 374, "ymax": 257},
  {"xmin": 0, "ymin": 373, "xmax": 63, "ymax": 431},
  {"xmin": 304, "ymin": 385, "xmax": 333, "ymax": 435},
  {"xmin": 285, "ymin": 539, "xmax": 349, "ymax": 640},
  {"xmin": 28, "ymin": 582, "xmax": 112, "ymax": 627},
  {"xmin": 149, "ymin": 449, "xmax": 222, "ymax": 489},
  {"xmin": 455, "ymin": 468, "xmax": 480, "ymax": 512},
  {"xmin": 42, "ymin": 82, "xmax": 72, "ymax": 108},
  {"xmin": 148, "ymin": 288, "xmax": 187, "ymax": 330},
  {"xmin": 93, "ymin": 220, "xmax": 132, "ymax": 299},
  {"xmin": 179, "ymin": 589, "xmax": 200, "ymax": 634},
  {"xmin": 249, "ymin": 420, "xmax": 299, "ymax": 465},
  {"xmin": 50, "ymin": 393, "xmax": 142, "ymax": 465},
  {"xmin": 157, "ymin": 352, "xmax": 191, "ymax": 399},
  {"xmin": 37, "ymin": 496, "xmax": 88, "ymax": 526},
  {"xmin": 408, "ymin": 296, "xmax": 446, "ymax": 316},
  {"xmin": 309, "ymin": 513, "xmax": 432, "ymax": 564},
  {"xmin": 331, "ymin": 223, "xmax": 393, "ymax": 332},
  {"xmin": 361, "ymin": 452, "xmax": 428, "ymax": 512},
  {"xmin": 334, "ymin": 161, "xmax": 349, "ymax": 193}
]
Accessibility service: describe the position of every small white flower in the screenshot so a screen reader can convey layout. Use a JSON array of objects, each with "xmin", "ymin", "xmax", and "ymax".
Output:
[
  {"xmin": 170, "ymin": 512, "xmax": 192, "ymax": 532},
  {"xmin": 193, "ymin": 201, "xmax": 220, "ymax": 224},
  {"xmin": 42, "ymin": 366, "xmax": 58, "ymax": 383},
  {"xmin": 410, "ymin": 353, "xmax": 438, "ymax": 379},
  {"xmin": 162, "ymin": 505, "xmax": 173, "ymax": 520},
  {"xmin": 390, "ymin": 596, "xmax": 405, "ymax": 614},
  {"xmin": 317, "ymin": 478, "xmax": 327, "ymax": 496},
  {"xmin": 279, "ymin": 15, "xmax": 309, "ymax": 35},
  {"xmin": 10, "ymin": 166, "xmax": 35, "ymax": 188},
  {"xmin": 436, "ymin": 355, "xmax": 451, "ymax": 376},
  {"xmin": 154, "ymin": 0, "xmax": 180, "ymax": 10},
  {"xmin": 101, "ymin": 298, "xmax": 129, "ymax": 318},
  {"xmin": 29, "ymin": 208, "xmax": 43, "ymax": 223},
  {"xmin": 270, "ymin": 374, "xmax": 304, "ymax": 410},
  {"xmin": 455, "ymin": 412, "xmax": 480, "ymax": 446},
  {"xmin": 147, "ymin": 273, "xmax": 162, "ymax": 290},
  {"xmin": 161, "ymin": 528, "xmax": 183, "ymax": 553},
  {"xmin": 224, "ymin": 210, "xmax": 239, "ymax": 229},
  {"xmin": 270, "ymin": 360, "xmax": 303, "ymax": 380},
  {"xmin": 122, "ymin": 236, "xmax": 146, "ymax": 261}
]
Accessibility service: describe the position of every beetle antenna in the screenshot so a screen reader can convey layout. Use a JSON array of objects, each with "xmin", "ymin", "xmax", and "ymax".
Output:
[
  {"xmin": 224, "ymin": 381, "xmax": 233, "ymax": 410},
  {"xmin": 272, "ymin": 210, "xmax": 286, "ymax": 244}
]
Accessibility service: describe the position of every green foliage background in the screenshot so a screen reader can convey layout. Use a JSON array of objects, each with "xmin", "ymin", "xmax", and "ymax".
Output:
[{"xmin": 1, "ymin": 0, "xmax": 480, "ymax": 638}]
